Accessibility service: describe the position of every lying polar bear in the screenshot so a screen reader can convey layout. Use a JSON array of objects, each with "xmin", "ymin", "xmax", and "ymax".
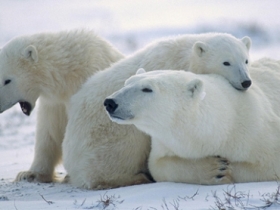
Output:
[
  {"xmin": 63, "ymin": 33, "xmax": 251, "ymax": 189},
  {"xmin": 105, "ymin": 58, "xmax": 280, "ymax": 183}
]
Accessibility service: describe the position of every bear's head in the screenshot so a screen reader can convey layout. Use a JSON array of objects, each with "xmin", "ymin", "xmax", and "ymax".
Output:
[
  {"xmin": 104, "ymin": 68, "xmax": 206, "ymax": 135},
  {"xmin": 0, "ymin": 38, "xmax": 40, "ymax": 116},
  {"xmin": 190, "ymin": 35, "xmax": 251, "ymax": 91}
]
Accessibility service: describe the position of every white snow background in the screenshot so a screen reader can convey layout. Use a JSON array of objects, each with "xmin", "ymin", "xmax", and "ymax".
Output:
[{"xmin": 1, "ymin": 0, "xmax": 280, "ymax": 209}]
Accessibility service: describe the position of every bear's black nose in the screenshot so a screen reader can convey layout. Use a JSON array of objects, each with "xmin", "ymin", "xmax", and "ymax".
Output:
[
  {"xmin": 241, "ymin": 80, "xmax": 252, "ymax": 89},
  {"xmin": 104, "ymin": 98, "xmax": 118, "ymax": 113}
]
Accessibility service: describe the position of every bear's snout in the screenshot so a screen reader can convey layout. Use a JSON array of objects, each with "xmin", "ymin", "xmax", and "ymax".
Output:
[
  {"xmin": 104, "ymin": 98, "xmax": 118, "ymax": 113},
  {"xmin": 241, "ymin": 80, "xmax": 252, "ymax": 89}
]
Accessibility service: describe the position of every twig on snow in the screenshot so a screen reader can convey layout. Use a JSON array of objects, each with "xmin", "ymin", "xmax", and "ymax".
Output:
[{"xmin": 39, "ymin": 194, "xmax": 54, "ymax": 205}]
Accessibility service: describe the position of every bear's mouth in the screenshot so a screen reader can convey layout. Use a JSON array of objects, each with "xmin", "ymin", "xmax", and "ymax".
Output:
[
  {"xmin": 19, "ymin": 101, "xmax": 32, "ymax": 116},
  {"xmin": 109, "ymin": 115, "xmax": 127, "ymax": 124},
  {"xmin": 110, "ymin": 115, "xmax": 124, "ymax": 120},
  {"xmin": 108, "ymin": 113, "xmax": 134, "ymax": 125}
]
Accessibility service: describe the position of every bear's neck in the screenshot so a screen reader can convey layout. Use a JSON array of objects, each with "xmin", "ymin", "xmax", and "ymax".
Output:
[{"xmin": 156, "ymin": 76, "xmax": 237, "ymax": 159}]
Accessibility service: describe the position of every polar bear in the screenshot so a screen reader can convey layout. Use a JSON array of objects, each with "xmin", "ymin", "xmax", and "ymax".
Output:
[
  {"xmin": 105, "ymin": 58, "xmax": 280, "ymax": 183},
  {"xmin": 63, "ymin": 33, "xmax": 250, "ymax": 189},
  {"xmin": 0, "ymin": 30, "xmax": 124, "ymax": 182}
]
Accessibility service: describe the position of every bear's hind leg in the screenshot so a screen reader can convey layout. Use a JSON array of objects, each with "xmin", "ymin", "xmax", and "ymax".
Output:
[{"xmin": 93, "ymin": 173, "xmax": 153, "ymax": 190}]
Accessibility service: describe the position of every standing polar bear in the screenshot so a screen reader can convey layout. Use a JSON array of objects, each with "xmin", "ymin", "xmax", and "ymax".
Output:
[
  {"xmin": 0, "ymin": 30, "xmax": 124, "ymax": 182},
  {"xmin": 63, "ymin": 33, "xmax": 251, "ymax": 189},
  {"xmin": 105, "ymin": 58, "xmax": 280, "ymax": 184}
]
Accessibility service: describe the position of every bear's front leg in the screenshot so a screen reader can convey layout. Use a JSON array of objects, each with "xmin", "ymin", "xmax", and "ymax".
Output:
[
  {"xmin": 149, "ymin": 141, "xmax": 233, "ymax": 185},
  {"xmin": 149, "ymin": 155, "xmax": 233, "ymax": 185},
  {"xmin": 15, "ymin": 102, "xmax": 67, "ymax": 183}
]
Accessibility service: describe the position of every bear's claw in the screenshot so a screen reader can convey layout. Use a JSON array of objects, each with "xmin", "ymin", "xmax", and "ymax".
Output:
[
  {"xmin": 198, "ymin": 156, "xmax": 233, "ymax": 185},
  {"xmin": 213, "ymin": 156, "xmax": 233, "ymax": 184}
]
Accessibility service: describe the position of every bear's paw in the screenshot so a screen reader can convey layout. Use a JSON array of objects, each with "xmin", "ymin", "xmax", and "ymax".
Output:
[{"xmin": 15, "ymin": 171, "xmax": 53, "ymax": 183}]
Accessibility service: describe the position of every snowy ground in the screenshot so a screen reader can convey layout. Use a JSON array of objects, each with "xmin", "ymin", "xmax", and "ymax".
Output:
[{"xmin": 1, "ymin": 0, "xmax": 280, "ymax": 209}]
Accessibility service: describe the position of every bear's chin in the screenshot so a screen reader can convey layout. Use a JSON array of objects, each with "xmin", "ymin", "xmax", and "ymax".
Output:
[{"xmin": 19, "ymin": 101, "xmax": 32, "ymax": 116}]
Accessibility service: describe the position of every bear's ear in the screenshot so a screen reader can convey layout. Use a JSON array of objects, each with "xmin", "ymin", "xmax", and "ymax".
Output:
[
  {"xmin": 187, "ymin": 79, "xmax": 204, "ymax": 99},
  {"xmin": 23, "ymin": 45, "xmax": 38, "ymax": 62},
  {"xmin": 241, "ymin": 36, "xmax": 251, "ymax": 51},
  {"xmin": 193, "ymin": 41, "xmax": 208, "ymax": 57},
  {"xmin": 136, "ymin": 68, "xmax": 146, "ymax": 75}
]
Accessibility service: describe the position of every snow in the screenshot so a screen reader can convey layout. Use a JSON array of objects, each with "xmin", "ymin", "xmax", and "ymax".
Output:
[{"xmin": 1, "ymin": 0, "xmax": 280, "ymax": 209}]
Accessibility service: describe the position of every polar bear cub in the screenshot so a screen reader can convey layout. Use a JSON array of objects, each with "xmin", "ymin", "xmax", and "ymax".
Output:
[{"xmin": 105, "ymin": 58, "xmax": 280, "ymax": 183}]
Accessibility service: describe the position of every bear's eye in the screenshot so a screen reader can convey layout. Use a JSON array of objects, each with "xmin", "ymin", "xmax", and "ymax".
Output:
[
  {"xmin": 142, "ymin": 88, "xmax": 153, "ymax": 93},
  {"xmin": 4, "ymin": 79, "xmax": 11, "ymax": 85},
  {"xmin": 223, "ymin": 62, "xmax": 230, "ymax": 66},
  {"xmin": 245, "ymin": 59, "xmax": 248, "ymax": 64}
]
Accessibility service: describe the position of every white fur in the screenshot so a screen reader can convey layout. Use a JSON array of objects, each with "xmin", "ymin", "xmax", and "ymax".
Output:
[
  {"xmin": 108, "ymin": 58, "xmax": 280, "ymax": 183},
  {"xmin": 0, "ymin": 30, "xmax": 124, "ymax": 182},
  {"xmin": 62, "ymin": 33, "xmax": 249, "ymax": 189}
]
